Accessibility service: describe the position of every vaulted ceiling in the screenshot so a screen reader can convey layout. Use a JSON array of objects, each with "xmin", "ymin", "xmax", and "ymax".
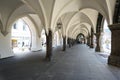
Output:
[{"xmin": 0, "ymin": 0, "xmax": 116, "ymax": 38}]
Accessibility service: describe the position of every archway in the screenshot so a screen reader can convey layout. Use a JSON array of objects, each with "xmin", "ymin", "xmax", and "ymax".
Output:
[
  {"xmin": 76, "ymin": 33, "xmax": 85, "ymax": 44},
  {"xmin": 101, "ymin": 19, "xmax": 111, "ymax": 53},
  {"xmin": 41, "ymin": 29, "xmax": 46, "ymax": 50},
  {"xmin": 11, "ymin": 19, "xmax": 31, "ymax": 54},
  {"xmin": 53, "ymin": 31, "xmax": 59, "ymax": 47}
]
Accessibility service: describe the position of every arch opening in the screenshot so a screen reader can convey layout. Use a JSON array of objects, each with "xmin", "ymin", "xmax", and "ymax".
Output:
[
  {"xmin": 76, "ymin": 33, "xmax": 85, "ymax": 44},
  {"xmin": 11, "ymin": 19, "xmax": 31, "ymax": 54},
  {"xmin": 101, "ymin": 19, "xmax": 111, "ymax": 54},
  {"xmin": 53, "ymin": 31, "xmax": 60, "ymax": 47},
  {"xmin": 41, "ymin": 29, "xmax": 46, "ymax": 51}
]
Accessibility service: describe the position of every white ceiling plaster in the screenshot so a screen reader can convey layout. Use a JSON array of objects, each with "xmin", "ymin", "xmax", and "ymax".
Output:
[{"xmin": 0, "ymin": 0, "xmax": 116, "ymax": 36}]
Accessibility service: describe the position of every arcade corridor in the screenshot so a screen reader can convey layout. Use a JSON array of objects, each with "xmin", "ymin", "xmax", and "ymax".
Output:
[
  {"xmin": 0, "ymin": 44, "xmax": 120, "ymax": 80},
  {"xmin": 1, "ymin": 0, "xmax": 120, "ymax": 80}
]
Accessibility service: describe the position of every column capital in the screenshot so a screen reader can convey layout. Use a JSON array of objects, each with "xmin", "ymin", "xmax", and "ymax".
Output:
[{"xmin": 109, "ymin": 23, "xmax": 120, "ymax": 31}]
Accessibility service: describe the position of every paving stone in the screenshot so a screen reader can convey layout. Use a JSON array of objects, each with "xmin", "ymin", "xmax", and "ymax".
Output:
[{"xmin": 0, "ymin": 45, "xmax": 120, "ymax": 80}]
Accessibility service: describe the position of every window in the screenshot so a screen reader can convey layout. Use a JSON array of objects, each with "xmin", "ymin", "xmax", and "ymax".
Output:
[{"xmin": 13, "ymin": 23, "xmax": 17, "ymax": 29}]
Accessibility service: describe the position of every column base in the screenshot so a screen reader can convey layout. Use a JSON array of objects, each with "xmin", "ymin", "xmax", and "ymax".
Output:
[
  {"xmin": 108, "ymin": 55, "xmax": 120, "ymax": 67},
  {"xmin": 95, "ymin": 46, "xmax": 100, "ymax": 52},
  {"xmin": 62, "ymin": 48, "xmax": 66, "ymax": 51},
  {"xmin": 90, "ymin": 44, "xmax": 94, "ymax": 48},
  {"xmin": 45, "ymin": 51, "xmax": 52, "ymax": 61},
  {"xmin": 87, "ymin": 43, "xmax": 90, "ymax": 46}
]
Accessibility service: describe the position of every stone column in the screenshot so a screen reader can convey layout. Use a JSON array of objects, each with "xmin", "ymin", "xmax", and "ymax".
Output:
[
  {"xmin": 71, "ymin": 39, "xmax": 73, "ymax": 46},
  {"xmin": 73, "ymin": 39, "xmax": 76, "ymax": 45},
  {"xmin": 0, "ymin": 32, "xmax": 14, "ymax": 58},
  {"xmin": 63, "ymin": 36, "xmax": 66, "ymax": 51},
  {"xmin": 95, "ymin": 33, "xmax": 101, "ymax": 52},
  {"xmin": 68, "ymin": 37, "xmax": 71, "ymax": 48},
  {"xmin": 46, "ymin": 30, "xmax": 52, "ymax": 61},
  {"xmin": 108, "ymin": 24, "xmax": 120, "ymax": 67},
  {"xmin": 87, "ymin": 36, "xmax": 90, "ymax": 46},
  {"xmin": 99, "ymin": 32, "xmax": 104, "ymax": 52},
  {"xmin": 84, "ymin": 38, "xmax": 86, "ymax": 44},
  {"xmin": 90, "ymin": 32, "xmax": 94, "ymax": 48}
]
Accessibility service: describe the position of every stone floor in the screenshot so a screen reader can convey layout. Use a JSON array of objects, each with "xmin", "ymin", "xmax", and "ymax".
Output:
[{"xmin": 0, "ymin": 44, "xmax": 120, "ymax": 80}]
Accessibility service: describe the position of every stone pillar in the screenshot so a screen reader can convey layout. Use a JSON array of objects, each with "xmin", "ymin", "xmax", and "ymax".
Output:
[
  {"xmin": 95, "ymin": 33, "xmax": 101, "ymax": 52},
  {"xmin": 71, "ymin": 39, "xmax": 73, "ymax": 46},
  {"xmin": 71, "ymin": 39, "xmax": 72, "ymax": 45},
  {"xmin": 73, "ymin": 39, "xmax": 75, "ymax": 45},
  {"xmin": 90, "ymin": 32, "xmax": 94, "ymax": 48},
  {"xmin": 46, "ymin": 30, "xmax": 52, "ymax": 61},
  {"xmin": 84, "ymin": 38, "xmax": 86, "ymax": 44},
  {"xmin": 68, "ymin": 37, "xmax": 71, "ymax": 48},
  {"xmin": 63, "ymin": 36, "xmax": 66, "ymax": 51},
  {"xmin": 99, "ymin": 32, "xmax": 104, "ymax": 52},
  {"xmin": 87, "ymin": 36, "xmax": 90, "ymax": 46},
  {"xmin": 0, "ymin": 32, "xmax": 14, "ymax": 58},
  {"xmin": 31, "ymin": 36, "xmax": 42, "ymax": 51},
  {"xmin": 108, "ymin": 24, "xmax": 120, "ymax": 67}
]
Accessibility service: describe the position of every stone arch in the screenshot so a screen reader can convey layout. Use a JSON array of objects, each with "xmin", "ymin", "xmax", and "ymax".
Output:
[
  {"xmin": 52, "ymin": 0, "xmax": 112, "ymax": 33},
  {"xmin": 80, "ymin": 8, "xmax": 98, "ymax": 32},
  {"xmin": 72, "ymin": 29, "xmax": 87, "ymax": 39},
  {"xmin": 72, "ymin": 30, "xmax": 86, "ymax": 39},
  {"xmin": 22, "ymin": 0, "xmax": 47, "ymax": 29},
  {"xmin": 65, "ymin": 11, "xmax": 94, "ymax": 37},
  {"xmin": 11, "ymin": 16, "xmax": 42, "ymax": 51},
  {"xmin": 76, "ymin": 33, "xmax": 85, "ymax": 43},
  {"xmin": 80, "ymin": 23, "xmax": 91, "ymax": 35},
  {"xmin": 105, "ymin": 0, "xmax": 115, "ymax": 24},
  {"xmin": 76, "ymin": 33, "xmax": 85, "ymax": 39},
  {"xmin": 9, "ymin": 14, "xmax": 41, "ymax": 37},
  {"xmin": 71, "ymin": 25, "xmax": 88, "ymax": 38},
  {"xmin": 67, "ymin": 22, "xmax": 91, "ymax": 38},
  {"xmin": 5, "ymin": 3, "xmax": 42, "ymax": 38},
  {"xmin": 6, "ymin": 4, "xmax": 36, "ymax": 32}
]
